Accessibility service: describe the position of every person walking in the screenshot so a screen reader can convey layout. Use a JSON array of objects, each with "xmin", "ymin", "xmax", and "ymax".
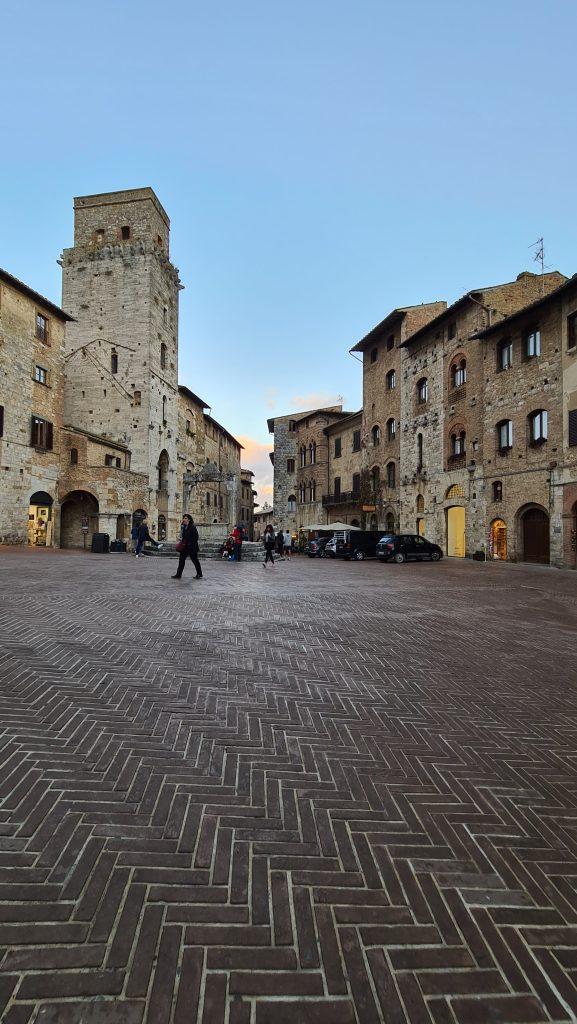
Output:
[
  {"xmin": 135, "ymin": 514, "xmax": 162, "ymax": 557},
  {"xmin": 232, "ymin": 524, "xmax": 243, "ymax": 562},
  {"xmin": 283, "ymin": 528, "xmax": 292, "ymax": 559},
  {"xmin": 171, "ymin": 514, "xmax": 203, "ymax": 579},
  {"xmin": 276, "ymin": 528, "xmax": 284, "ymax": 557},
  {"xmin": 130, "ymin": 521, "xmax": 139, "ymax": 554},
  {"xmin": 263, "ymin": 524, "xmax": 275, "ymax": 568}
]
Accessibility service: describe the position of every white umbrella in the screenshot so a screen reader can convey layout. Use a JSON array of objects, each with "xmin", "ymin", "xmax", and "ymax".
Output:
[{"xmin": 326, "ymin": 521, "xmax": 361, "ymax": 531}]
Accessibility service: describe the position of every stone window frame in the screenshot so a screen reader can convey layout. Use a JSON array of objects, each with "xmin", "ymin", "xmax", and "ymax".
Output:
[
  {"xmin": 120, "ymin": 225, "xmax": 131, "ymax": 241},
  {"xmin": 449, "ymin": 427, "xmax": 466, "ymax": 456},
  {"xmin": 30, "ymin": 415, "xmax": 53, "ymax": 451},
  {"xmin": 417, "ymin": 377, "xmax": 428, "ymax": 404},
  {"xmin": 523, "ymin": 325, "xmax": 541, "ymax": 360},
  {"xmin": 449, "ymin": 354, "xmax": 467, "ymax": 390},
  {"xmin": 286, "ymin": 458, "xmax": 295, "ymax": 474},
  {"xmin": 309, "ymin": 441, "xmax": 317, "ymax": 465},
  {"xmin": 527, "ymin": 408, "xmax": 548, "ymax": 446},
  {"xmin": 34, "ymin": 364, "xmax": 48, "ymax": 386},
  {"xmin": 287, "ymin": 493, "xmax": 297, "ymax": 512},
  {"xmin": 492, "ymin": 480, "xmax": 503, "ymax": 502},
  {"xmin": 386, "ymin": 417, "xmax": 396, "ymax": 442},
  {"xmin": 371, "ymin": 424, "xmax": 381, "ymax": 447},
  {"xmin": 385, "ymin": 461, "xmax": 396, "ymax": 489},
  {"xmin": 496, "ymin": 418, "xmax": 513, "ymax": 453},
  {"xmin": 35, "ymin": 312, "xmax": 49, "ymax": 345},
  {"xmin": 497, "ymin": 337, "xmax": 513, "ymax": 372},
  {"xmin": 70, "ymin": 448, "xmax": 78, "ymax": 465},
  {"xmin": 386, "ymin": 369, "xmax": 396, "ymax": 390}
]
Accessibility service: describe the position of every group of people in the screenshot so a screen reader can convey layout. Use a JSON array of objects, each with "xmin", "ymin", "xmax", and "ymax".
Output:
[
  {"xmin": 262, "ymin": 525, "xmax": 292, "ymax": 567},
  {"xmin": 130, "ymin": 516, "xmax": 295, "ymax": 577}
]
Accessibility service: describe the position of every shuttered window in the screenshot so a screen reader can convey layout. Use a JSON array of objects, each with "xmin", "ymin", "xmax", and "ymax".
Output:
[
  {"xmin": 31, "ymin": 416, "xmax": 53, "ymax": 450},
  {"xmin": 569, "ymin": 409, "xmax": 577, "ymax": 447}
]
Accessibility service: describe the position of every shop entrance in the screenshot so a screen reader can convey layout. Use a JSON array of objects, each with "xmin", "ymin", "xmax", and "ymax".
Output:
[
  {"xmin": 446, "ymin": 505, "xmax": 466, "ymax": 557},
  {"xmin": 490, "ymin": 518, "xmax": 507, "ymax": 560},
  {"xmin": 28, "ymin": 491, "xmax": 54, "ymax": 546}
]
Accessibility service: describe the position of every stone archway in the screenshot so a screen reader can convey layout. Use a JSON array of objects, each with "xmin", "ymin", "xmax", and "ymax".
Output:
[
  {"xmin": 520, "ymin": 505, "xmax": 550, "ymax": 564},
  {"xmin": 490, "ymin": 518, "xmax": 507, "ymax": 560},
  {"xmin": 61, "ymin": 491, "xmax": 99, "ymax": 549},
  {"xmin": 28, "ymin": 491, "xmax": 54, "ymax": 547}
]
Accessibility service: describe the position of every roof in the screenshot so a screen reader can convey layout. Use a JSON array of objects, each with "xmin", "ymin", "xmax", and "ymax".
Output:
[
  {"xmin": 267, "ymin": 404, "xmax": 343, "ymax": 433},
  {"xmin": 474, "ymin": 274, "xmax": 577, "ymax": 339},
  {"xmin": 350, "ymin": 306, "xmax": 415, "ymax": 353},
  {"xmin": 241, "ymin": 469, "xmax": 255, "ymax": 478},
  {"xmin": 63, "ymin": 425, "xmax": 130, "ymax": 451},
  {"xmin": 0, "ymin": 268, "xmax": 74, "ymax": 322},
  {"xmin": 74, "ymin": 188, "xmax": 170, "ymax": 228},
  {"xmin": 324, "ymin": 410, "xmax": 362, "ymax": 433},
  {"xmin": 178, "ymin": 384, "xmax": 210, "ymax": 409},
  {"xmin": 204, "ymin": 412, "xmax": 244, "ymax": 450}
]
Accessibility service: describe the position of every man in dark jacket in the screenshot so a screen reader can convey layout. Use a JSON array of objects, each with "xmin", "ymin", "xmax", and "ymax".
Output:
[
  {"xmin": 135, "ymin": 515, "xmax": 162, "ymax": 557},
  {"xmin": 172, "ymin": 514, "xmax": 203, "ymax": 579}
]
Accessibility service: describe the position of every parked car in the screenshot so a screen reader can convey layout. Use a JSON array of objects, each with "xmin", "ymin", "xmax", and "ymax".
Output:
[
  {"xmin": 325, "ymin": 529, "xmax": 382, "ymax": 560},
  {"xmin": 377, "ymin": 534, "xmax": 442, "ymax": 563},
  {"xmin": 307, "ymin": 536, "xmax": 331, "ymax": 558}
]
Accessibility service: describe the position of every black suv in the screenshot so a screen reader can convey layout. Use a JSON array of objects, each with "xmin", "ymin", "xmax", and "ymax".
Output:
[
  {"xmin": 307, "ymin": 537, "xmax": 331, "ymax": 558},
  {"xmin": 377, "ymin": 534, "xmax": 442, "ymax": 563}
]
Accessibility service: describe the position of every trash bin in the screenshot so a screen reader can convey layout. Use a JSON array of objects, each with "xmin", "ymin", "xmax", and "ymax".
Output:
[
  {"xmin": 110, "ymin": 540, "xmax": 127, "ymax": 552},
  {"xmin": 91, "ymin": 533, "xmax": 110, "ymax": 554}
]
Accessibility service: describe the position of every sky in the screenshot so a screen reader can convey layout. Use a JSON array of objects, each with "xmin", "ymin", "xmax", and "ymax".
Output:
[{"xmin": 1, "ymin": 0, "xmax": 576, "ymax": 504}]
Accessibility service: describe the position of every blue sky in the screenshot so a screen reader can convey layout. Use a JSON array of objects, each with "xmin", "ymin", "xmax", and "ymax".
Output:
[{"xmin": 1, "ymin": 0, "xmax": 576, "ymax": 501}]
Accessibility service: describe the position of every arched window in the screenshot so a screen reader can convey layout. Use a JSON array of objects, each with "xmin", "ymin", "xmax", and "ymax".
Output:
[
  {"xmin": 450, "ymin": 430, "xmax": 466, "ymax": 456},
  {"xmin": 288, "ymin": 495, "xmax": 296, "ymax": 512},
  {"xmin": 370, "ymin": 346, "xmax": 378, "ymax": 364},
  {"xmin": 497, "ymin": 419, "xmax": 513, "ymax": 452},
  {"xmin": 158, "ymin": 450, "xmax": 169, "ymax": 491},
  {"xmin": 451, "ymin": 358, "xmax": 467, "ymax": 389},
  {"xmin": 446, "ymin": 484, "xmax": 465, "ymax": 499},
  {"xmin": 309, "ymin": 480, "xmax": 316, "ymax": 502},
  {"xmin": 528, "ymin": 409, "xmax": 548, "ymax": 444},
  {"xmin": 387, "ymin": 418, "xmax": 396, "ymax": 441},
  {"xmin": 309, "ymin": 442, "xmax": 317, "ymax": 465},
  {"xmin": 417, "ymin": 377, "xmax": 428, "ymax": 404},
  {"xmin": 160, "ymin": 343, "xmax": 167, "ymax": 370},
  {"xmin": 371, "ymin": 465, "xmax": 380, "ymax": 495},
  {"xmin": 300, "ymin": 445, "xmax": 307, "ymax": 468},
  {"xmin": 416, "ymin": 494, "xmax": 425, "ymax": 513},
  {"xmin": 386, "ymin": 369, "xmax": 396, "ymax": 390},
  {"xmin": 371, "ymin": 425, "xmax": 381, "ymax": 446},
  {"xmin": 417, "ymin": 432, "xmax": 424, "ymax": 470},
  {"xmin": 492, "ymin": 481, "xmax": 503, "ymax": 502},
  {"xmin": 111, "ymin": 349, "xmax": 118, "ymax": 374},
  {"xmin": 386, "ymin": 462, "xmax": 396, "ymax": 488},
  {"xmin": 70, "ymin": 448, "xmax": 78, "ymax": 465}
]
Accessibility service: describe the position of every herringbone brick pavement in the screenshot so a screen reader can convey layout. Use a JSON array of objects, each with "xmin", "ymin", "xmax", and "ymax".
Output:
[{"xmin": 0, "ymin": 548, "xmax": 576, "ymax": 1022}]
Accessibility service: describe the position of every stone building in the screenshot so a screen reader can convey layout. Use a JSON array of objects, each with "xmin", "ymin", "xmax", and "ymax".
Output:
[
  {"xmin": 253, "ymin": 503, "xmax": 273, "ymax": 541},
  {"xmin": 202, "ymin": 414, "xmax": 243, "ymax": 527},
  {"xmin": 323, "ymin": 412, "xmax": 364, "ymax": 525},
  {"xmin": 398, "ymin": 271, "xmax": 565, "ymax": 557},
  {"xmin": 0, "ymin": 268, "xmax": 71, "ymax": 545},
  {"xmin": 240, "ymin": 470, "xmax": 257, "ymax": 539},
  {"xmin": 177, "ymin": 385, "xmax": 210, "ymax": 525},
  {"xmin": 294, "ymin": 407, "xmax": 351, "ymax": 530},
  {"xmin": 350, "ymin": 302, "xmax": 447, "ymax": 534},
  {"xmin": 60, "ymin": 188, "xmax": 183, "ymax": 541},
  {"xmin": 268, "ymin": 405, "xmax": 343, "ymax": 534},
  {"xmin": 475, "ymin": 274, "xmax": 577, "ymax": 567}
]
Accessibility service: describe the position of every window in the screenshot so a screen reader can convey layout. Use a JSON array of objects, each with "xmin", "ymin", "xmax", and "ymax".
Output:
[
  {"xmin": 35, "ymin": 313, "xmax": 48, "ymax": 343},
  {"xmin": 451, "ymin": 359, "xmax": 467, "ymax": 388},
  {"xmin": 299, "ymin": 483, "xmax": 306, "ymax": 503},
  {"xmin": 352, "ymin": 473, "xmax": 361, "ymax": 496},
  {"xmin": 450, "ymin": 430, "xmax": 466, "ymax": 456},
  {"xmin": 386, "ymin": 369, "xmax": 396, "ymax": 390},
  {"xmin": 387, "ymin": 418, "xmax": 396, "ymax": 441},
  {"xmin": 528, "ymin": 409, "xmax": 548, "ymax": 444},
  {"xmin": 352, "ymin": 429, "xmax": 361, "ymax": 452},
  {"xmin": 157, "ymin": 234, "xmax": 163, "ymax": 248},
  {"xmin": 493, "ymin": 481, "xmax": 503, "ymax": 502},
  {"xmin": 111, "ymin": 349, "xmax": 118, "ymax": 374},
  {"xmin": 386, "ymin": 462, "xmax": 396, "ymax": 488},
  {"xmin": 309, "ymin": 442, "xmax": 317, "ymax": 465},
  {"xmin": 569, "ymin": 410, "xmax": 577, "ymax": 447},
  {"xmin": 309, "ymin": 480, "xmax": 317, "ymax": 502},
  {"xmin": 334, "ymin": 437, "xmax": 342, "ymax": 458},
  {"xmin": 288, "ymin": 419, "xmax": 297, "ymax": 432},
  {"xmin": 568, "ymin": 312, "xmax": 577, "ymax": 350},
  {"xmin": 417, "ymin": 377, "xmax": 428, "ymax": 404},
  {"xmin": 416, "ymin": 494, "xmax": 425, "ymax": 514},
  {"xmin": 70, "ymin": 448, "xmax": 78, "ymax": 465},
  {"xmin": 448, "ymin": 321, "xmax": 457, "ymax": 340},
  {"xmin": 497, "ymin": 419, "xmax": 513, "ymax": 451},
  {"xmin": 0, "ymin": 406, "xmax": 4, "ymax": 437},
  {"xmin": 300, "ymin": 445, "xmax": 307, "ymax": 468},
  {"xmin": 105, "ymin": 454, "xmax": 117, "ymax": 467},
  {"xmin": 370, "ymin": 466, "xmax": 380, "ymax": 494},
  {"xmin": 287, "ymin": 458, "xmax": 295, "ymax": 473},
  {"xmin": 160, "ymin": 343, "xmax": 167, "ymax": 369},
  {"xmin": 370, "ymin": 347, "xmax": 378, "ymax": 364},
  {"xmin": 206, "ymin": 492, "xmax": 211, "ymax": 507},
  {"xmin": 134, "ymin": 390, "xmax": 141, "ymax": 406},
  {"xmin": 30, "ymin": 416, "xmax": 53, "ymax": 450},
  {"xmin": 498, "ymin": 338, "xmax": 513, "ymax": 371},
  {"xmin": 524, "ymin": 327, "xmax": 541, "ymax": 359},
  {"xmin": 121, "ymin": 225, "xmax": 130, "ymax": 240},
  {"xmin": 386, "ymin": 334, "xmax": 395, "ymax": 351},
  {"xmin": 334, "ymin": 476, "xmax": 341, "ymax": 498},
  {"xmin": 34, "ymin": 365, "xmax": 47, "ymax": 385},
  {"xmin": 417, "ymin": 432, "xmax": 423, "ymax": 470},
  {"xmin": 162, "ymin": 396, "xmax": 167, "ymax": 425},
  {"xmin": 95, "ymin": 228, "xmax": 105, "ymax": 243},
  {"xmin": 371, "ymin": 425, "xmax": 381, "ymax": 446}
]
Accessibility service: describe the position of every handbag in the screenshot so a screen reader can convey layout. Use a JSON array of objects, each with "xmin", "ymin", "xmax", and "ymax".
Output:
[{"xmin": 175, "ymin": 540, "xmax": 185, "ymax": 552}]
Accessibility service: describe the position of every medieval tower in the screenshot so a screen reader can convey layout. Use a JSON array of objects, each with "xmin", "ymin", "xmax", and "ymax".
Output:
[{"xmin": 60, "ymin": 188, "xmax": 182, "ymax": 536}]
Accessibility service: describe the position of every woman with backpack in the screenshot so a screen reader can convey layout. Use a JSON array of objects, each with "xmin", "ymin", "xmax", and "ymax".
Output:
[{"xmin": 263, "ymin": 525, "xmax": 276, "ymax": 568}]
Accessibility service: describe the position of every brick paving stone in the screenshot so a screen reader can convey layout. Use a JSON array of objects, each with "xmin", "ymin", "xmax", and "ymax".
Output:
[{"xmin": 0, "ymin": 549, "xmax": 577, "ymax": 1022}]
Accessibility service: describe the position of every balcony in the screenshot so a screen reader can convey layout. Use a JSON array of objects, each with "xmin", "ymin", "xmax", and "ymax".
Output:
[
  {"xmin": 447, "ymin": 453, "xmax": 467, "ymax": 470},
  {"xmin": 323, "ymin": 491, "xmax": 361, "ymax": 507}
]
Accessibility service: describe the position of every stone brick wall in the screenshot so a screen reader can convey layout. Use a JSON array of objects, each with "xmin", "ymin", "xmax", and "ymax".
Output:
[
  {"xmin": 0, "ymin": 275, "xmax": 66, "ymax": 544},
  {"xmin": 325, "ymin": 412, "xmax": 363, "ymax": 524},
  {"xmin": 295, "ymin": 410, "xmax": 346, "ymax": 529}
]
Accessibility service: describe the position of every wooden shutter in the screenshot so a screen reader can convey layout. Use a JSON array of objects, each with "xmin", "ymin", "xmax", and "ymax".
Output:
[
  {"xmin": 0, "ymin": 405, "xmax": 3, "ymax": 437},
  {"xmin": 569, "ymin": 409, "xmax": 577, "ymax": 447},
  {"xmin": 46, "ymin": 422, "xmax": 53, "ymax": 451},
  {"xmin": 30, "ymin": 416, "xmax": 37, "ymax": 445}
]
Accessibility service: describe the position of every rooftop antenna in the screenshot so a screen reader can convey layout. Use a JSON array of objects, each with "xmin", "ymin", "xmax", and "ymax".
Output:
[{"xmin": 529, "ymin": 237, "xmax": 545, "ymax": 294}]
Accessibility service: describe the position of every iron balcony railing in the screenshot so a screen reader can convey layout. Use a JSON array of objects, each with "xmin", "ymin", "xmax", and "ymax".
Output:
[{"xmin": 322, "ymin": 491, "xmax": 361, "ymax": 506}]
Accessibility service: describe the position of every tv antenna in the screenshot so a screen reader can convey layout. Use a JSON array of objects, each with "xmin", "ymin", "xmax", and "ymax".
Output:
[{"xmin": 529, "ymin": 237, "xmax": 545, "ymax": 293}]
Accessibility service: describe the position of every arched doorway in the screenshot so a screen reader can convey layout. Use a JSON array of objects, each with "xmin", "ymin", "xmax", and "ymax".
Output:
[
  {"xmin": 416, "ymin": 518, "xmax": 425, "ymax": 537},
  {"xmin": 521, "ymin": 507, "xmax": 550, "ymax": 564},
  {"xmin": 28, "ymin": 491, "xmax": 54, "ymax": 547},
  {"xmin": 350, "ymin": 519, "xmax": 360, "ymax": 528},
  {"xmin": 385, "ymin": 512, "xmax": 395, "ymax": 533},
  {"xmin": 158, "ymin": 450, "xmax": 169, "ymax": 492},
  {"xmin": 370, "ymin": 513, "xmax": 378, "ymax": 530},
  {"xmin": 60, "ymin": 491, "xmax": 99, "ymax": 548},
  {"xmin": 116, "ymin": 515, "xmax": 127, "ymax": 541},
  {"xmin": 446, "ymin": 506, "xmax": 466, "ymax": 557},
  {"xmin": 490, "ymin": 518, "xmax": 507, "ymax": 560}
]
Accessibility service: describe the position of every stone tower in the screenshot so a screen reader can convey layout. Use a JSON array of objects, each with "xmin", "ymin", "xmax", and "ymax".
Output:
[{"xmin": 61, "ymin": 188, "xmax": 182, "ymax": 536}]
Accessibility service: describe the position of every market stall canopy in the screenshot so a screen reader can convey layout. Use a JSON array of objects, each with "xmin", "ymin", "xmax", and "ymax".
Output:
[{"xmin": 301, "ymin": 522, "xmax": 361, "ymax": 531}]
